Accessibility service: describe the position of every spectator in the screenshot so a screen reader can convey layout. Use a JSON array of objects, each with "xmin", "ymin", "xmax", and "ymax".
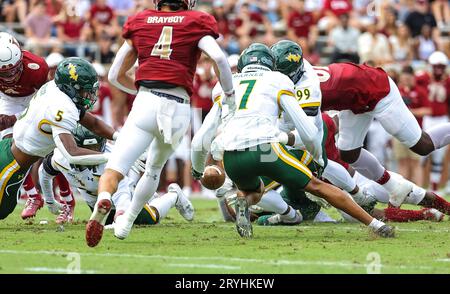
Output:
[
  {"xmin": 96, "ymin": 32, "xmax": 116, "ymax": 64},
  {"xmin": 431, "ymin": 0, "xmax": 450, "ymax": 30},
  {"xmin": 234, "ymin": 1, "xmax": 274, "ymax": 49},
  {"xmin": 405, "ymin": 0, "xmax": 436, "ymax": 37},
  {"xmin": 389, "ymin": 23, "xmax": 414, "ymax": 63},
  {"xmin": 89, "ymin": 0, "xmax": 120, "ymax": 41},
  {"xmin": 24, "ymin": 0, "xmax": 61, "ymax": 55},
  {"xmin": 320, "ymin": 0, "xmax": 352, "ymax": 31},
  {"xmin": 2, "ymin": 0, "xmax": 27, "ymax": 24},
  {"xmin": 211, "ymin": 0, "xmax": 240, "ymax": 54},
  {"xmin": 329, "ymin": 13, "xmax": 360, "ymax": 63},
  {"xmin": 378, "ymin": 5, "xmax": 398, "ymax": 37},
  {"xmin": 56, "ymin": 3, "xmax": 91, "ymax": 57},
  {"xmin": 357, "ymin": 21, "xmax": 392, "ymax": 65},
  {"xmin": 45, "ymin": 0, "xmax": 64, "ymax": 19},
  {"xmin": 394, "ymin": 65, "xmax": 431, "ymax": 184},
  {"xmin": 414, "ymin": 24, "xmax": 438, "ymax": 61},
  {"xmin": 285, "ymin": 0, "xmax": 317, "ymax": 55}
]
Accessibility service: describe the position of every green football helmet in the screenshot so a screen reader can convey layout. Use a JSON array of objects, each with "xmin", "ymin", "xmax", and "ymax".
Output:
[
  {"xmin": 72, "ymin": 124, "xmax": 106, "ymax": 152},
  {"xmin": 237, "ymin": 43, "xmax": 275, "ymax": 73},
  {"xmin": 55, "ymin": 57, "xmax": 99, "ymax": 111},
  {"xmin": 271, "ymin": 40, "xmax": 305, "ymax": 84}
]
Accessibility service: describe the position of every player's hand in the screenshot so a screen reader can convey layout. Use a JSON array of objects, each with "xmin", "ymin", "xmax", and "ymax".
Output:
[
  {"xmin": 191, "ymin": 167, "xmax": 203, "ymax": 180},
  {"xmin": 0, "ymin": 114, "xmax": 17, "ymax": 131},
  {"xmin": 223, "ymin": 90, "xmax": 236, "ymax": 113}
]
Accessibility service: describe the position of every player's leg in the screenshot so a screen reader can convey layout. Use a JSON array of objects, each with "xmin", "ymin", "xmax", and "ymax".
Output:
[
  {"xmin": 0, "ymin": 138, "xmax": 27, "ymax": 220},
  {"xmin": 114, "ymin": 102, "xmax": 190, "ymax": 239},
  {"xmin": 338, "ymin": 110, "xmax": 413, "ymax": 207},
  {"xmin": 265, "ymin": 143, "xmax": 394, "ymax": 237},
  {"xmin": 87, "ymin": 93, "xmax": 157, "ymax": 247}
]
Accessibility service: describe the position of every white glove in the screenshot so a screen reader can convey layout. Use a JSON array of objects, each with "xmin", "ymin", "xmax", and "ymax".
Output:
[{"xmin": 131, "ymin": 158, "xmax": 146, "ymax": 174}]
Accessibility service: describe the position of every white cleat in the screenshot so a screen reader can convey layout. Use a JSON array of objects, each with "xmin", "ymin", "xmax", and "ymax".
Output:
[
  {"xmin": 388, "ymin": 175, "xmax": 414, "ymax": 207},
  {"xmin": 113, "ymin": 213, "xmax": 134, "ymax": 240},
  {"xmin": 169, "ymin": 183, "xmax": 194, "ymax": 221},
  {"xmin": 423, "ymin": 208, "xmax": 445, "ymax": 222}
]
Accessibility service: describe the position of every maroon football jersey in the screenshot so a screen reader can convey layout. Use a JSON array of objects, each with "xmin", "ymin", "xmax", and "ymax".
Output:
[
  {"xmin": 0, "ymin": 50, "xmax": 49, "ymax": 98},
  {"xmin": 123, "ymin": 9, "xmax": 219, "ymax": 96},
  {"xmin": 416, "ymin": 73, "xmax": 450, "ymax": 117},
  {"xmin": 315, "ymin": 63, "xmax": 391, "ymax": 114}
]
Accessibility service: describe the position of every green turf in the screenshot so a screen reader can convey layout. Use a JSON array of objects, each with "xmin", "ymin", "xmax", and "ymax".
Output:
[{"xmin": 0, "ymin": 198, "xmax": 450, "ymax": 274}]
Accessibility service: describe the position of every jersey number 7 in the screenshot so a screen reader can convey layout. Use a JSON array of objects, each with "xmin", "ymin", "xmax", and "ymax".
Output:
[{"xmin": 151, "ymin": 26, "xmax": 173, "ymax": 60}]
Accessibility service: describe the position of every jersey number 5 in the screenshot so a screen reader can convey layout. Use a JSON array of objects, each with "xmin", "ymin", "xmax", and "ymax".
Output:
[{"xmin": 151, "ymin": 26, "xmax": 173, "ymax": 60}]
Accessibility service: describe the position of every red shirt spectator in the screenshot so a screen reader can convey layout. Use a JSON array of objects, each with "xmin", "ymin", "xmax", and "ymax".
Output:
[
  {"xmin": 288, "ymin": 10, "xmax": 315, "ymax": 38},
  {"xmin": 57, "ymin": 19, "xmax": 85, "ymax": 39},
  {"xmin": 192, "ymin": 73, "xmax": 216, "ymax": 112},
  {"xmin": 322, "ymin": 0, "xmax": 352, "ymax": 17},
  {"xmin": 398, "ymin": 85, "xmax": 430, "ymax": 126},
  {"xmin": 90, "ymin": 2, "xmax": 115, "ymax": 25}
]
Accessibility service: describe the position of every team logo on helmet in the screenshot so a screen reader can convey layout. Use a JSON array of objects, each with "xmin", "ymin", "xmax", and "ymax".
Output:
[
  {"xmin": 286, "ymin": 53, "xmax": 301, "ymax": 63},
  {"xmin": 68, "ymin": 63, "xmax": 78, "ymax": 81}
]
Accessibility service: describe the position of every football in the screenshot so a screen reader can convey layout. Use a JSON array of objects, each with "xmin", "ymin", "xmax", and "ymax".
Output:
[{"xmin": 201, "ymin": 165, "xmax": 226, "ymax": 190}]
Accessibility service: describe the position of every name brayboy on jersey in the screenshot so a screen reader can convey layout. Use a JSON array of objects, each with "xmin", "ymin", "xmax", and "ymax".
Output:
[{"xmin": 147, "ymin": 16, "xmax": 185, "ymax": 23}]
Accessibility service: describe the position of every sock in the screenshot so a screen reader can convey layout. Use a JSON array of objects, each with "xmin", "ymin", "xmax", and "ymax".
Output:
[
  {"xmin": 383, "ymin": 207, "xmax": 427, "ymax": 222},
  {"xmin": 127, "ymin": 166, "xmax": 163, "ymax": 220},
  {"xmin": 350, "ymin": 149, "xmax": 386, "ymax": 182},
  {"xmin": 182, "ymin": 186, "xmax": 192, "ymax": 198},
  {"xmin": 368, "ymin": 218, "xmax": 385, "ymax": 230},
  {"xmin": 423, "ymin": 194, "xmax": 450, "ymax": 215},
  {"xmin": 426, "ymin": 123, "xmax": 450, "ymax": 150},
  {"xmin": 23, "ymin": 174, "xmax": 38, "ymax": 197},
  {"xmin": 149, "ymin": 191, "xmax": 177, "ymax": 221},
  {"xmin": 323, "ymin": 160, "xmax": 357, "ymax": 192},
  {"xmin": 57, "ymin": 175, "xmax": 74, "ymax": 205},
  {"xmin": 256, "ymin": 190, "xmax": 289, "ymax": 214},
  {"xmin": 280, "ymin": 206, "xmax": 296, "ymax": 220}
]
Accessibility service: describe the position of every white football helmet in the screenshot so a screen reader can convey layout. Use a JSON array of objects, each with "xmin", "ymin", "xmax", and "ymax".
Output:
[
  {"xmin": 0, "ymin": 32, "xmax": 23, "ymax": 83},
  {"xmin": 428, "ymin": 51, "xmax": 448, "ymax": 66}
]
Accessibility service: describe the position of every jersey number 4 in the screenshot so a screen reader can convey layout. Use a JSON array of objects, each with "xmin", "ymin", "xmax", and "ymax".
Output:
[{"xmin": 151, "ymin": 26, "xmax": 173, "ymax": 60}]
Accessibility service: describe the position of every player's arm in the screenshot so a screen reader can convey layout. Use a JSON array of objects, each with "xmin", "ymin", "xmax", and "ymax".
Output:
[
  {"xmin": 108, "ymin": 39, "xmax": 138, "ymax": 95},
  {"xmin": 280, "ymin": 93, "xmax": 323, "ymax": 165},
  {"xmin": 79, "ymin": 111, "xmax": 118, "ymax": 141},
  {"xmin": 52, "ymin": 126, "xmax": 109, "ymax": 165},
  {"xmin": 191, "ymin": 102, "xmax": 222, "ymax": 178},
  {"xmin": 198, "ymin": 36, "xmax": 235, "ymax": 109}
]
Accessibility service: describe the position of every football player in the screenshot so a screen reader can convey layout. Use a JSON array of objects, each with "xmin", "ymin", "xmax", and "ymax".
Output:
[
  {"xmin": 0, "ymin": 57, "xmax": 117, "ymax": 221},
  {"xmin": 39, "ymin": 124, "xmax": 193, "ymax": 226},
  {"xmin": 88, "ymin": 0, "xmax": 235, "ymax": 246},
  {"xmin": 416, "ymin": 51, "xmax": 450, "ymax": 191},
  {"xmin": 192, "ymin": 43, "xmax": 394, "ymax": 238},
  {"xmin": 0, "ymin": 32, "xmax": 50, "ymax": 219},
  {"xmin": 273, "ymin": 46, "xmax": 450, "ymax": 208}
]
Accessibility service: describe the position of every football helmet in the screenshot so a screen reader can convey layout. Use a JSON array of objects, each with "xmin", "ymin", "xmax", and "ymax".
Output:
[
  {"xmin": 271, "ymin": 40, "xmax": 305, "ymax": 84},
  {"xmin": 55, "ymin": 57, "xmax": 99, "ymax": 111},
  {"xmin": 0, "ymin": 32, "xmax": 23, "ymax": 83},
  {"xmin": 153, "ymin": 0, "xmax": 196, "ymax": 10},
  {"xmin": 72, "ymin": 124, "xmax": 106, "ymax": 152},
  {"xmin": 237, "ymin": 43, "xmax": 275, "ymax": 73}
]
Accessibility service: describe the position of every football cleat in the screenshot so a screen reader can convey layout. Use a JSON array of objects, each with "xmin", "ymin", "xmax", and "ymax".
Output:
[
  {"xmin": 235, "ymin": 197, "xmax": 252, "ymax": 238},
  {"xmin": 56, "ymin": 203, "xmax": 75, "ymax": 224},
  {"xmin": 422, "ymin": 208, "xmax": 445, "ymax": 222},
  {"xmin": 374, "ymin": 225, "xmax": 396, "ymax": 238},
  {"xmin": 21, "ymin": 195, "xmax": 44, "ymax": 219},
  {"xmin": 169, "ymin": 183, "xmax": 194, "ymax": 221},
  {"xmin": 86, "ymin": 199, "xmax": 112, "ymax": 247},
  {"xmin": 114, "ymin": 213, "xmax": 133, "ymax": 240},
  {"xmin": 257, "ymin": 210, "xmax": 303, "ymax": 226}
]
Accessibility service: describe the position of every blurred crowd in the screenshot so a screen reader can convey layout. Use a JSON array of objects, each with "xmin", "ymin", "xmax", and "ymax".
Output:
[{"xmin": 1, "ymin": 0, "xmax": 449, "ymax": 196}]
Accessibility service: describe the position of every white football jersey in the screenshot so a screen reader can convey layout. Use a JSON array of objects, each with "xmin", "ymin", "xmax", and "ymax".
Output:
[
  {"xmin": 13, "ymin": 80, "xmax": 81, "ymax": 157},
  {"xmin": 278, "ymin": 59, "xmax": 324, "ymax": 151},
  {"xmin": 52, "ymin": 144, "xmax": 134, "ymax": 210},
  {"xmin": 212, "ymin": 70, "xmax": 295, "ymax": 150}
]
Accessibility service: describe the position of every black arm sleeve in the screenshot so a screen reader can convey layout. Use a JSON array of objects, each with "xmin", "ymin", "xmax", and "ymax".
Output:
[
  {"xmin": 42, "ymin": 152, "xmax": 62, "ymax": 176},
  {"xmin": 303, "ymin": 106, "xmax": 319, "ymax": 116}
]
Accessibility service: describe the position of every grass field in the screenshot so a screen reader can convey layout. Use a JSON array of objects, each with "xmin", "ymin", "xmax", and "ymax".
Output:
[{"xmin": 1, "ymin": 197, "xmax": 450, "ymax": 274}]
